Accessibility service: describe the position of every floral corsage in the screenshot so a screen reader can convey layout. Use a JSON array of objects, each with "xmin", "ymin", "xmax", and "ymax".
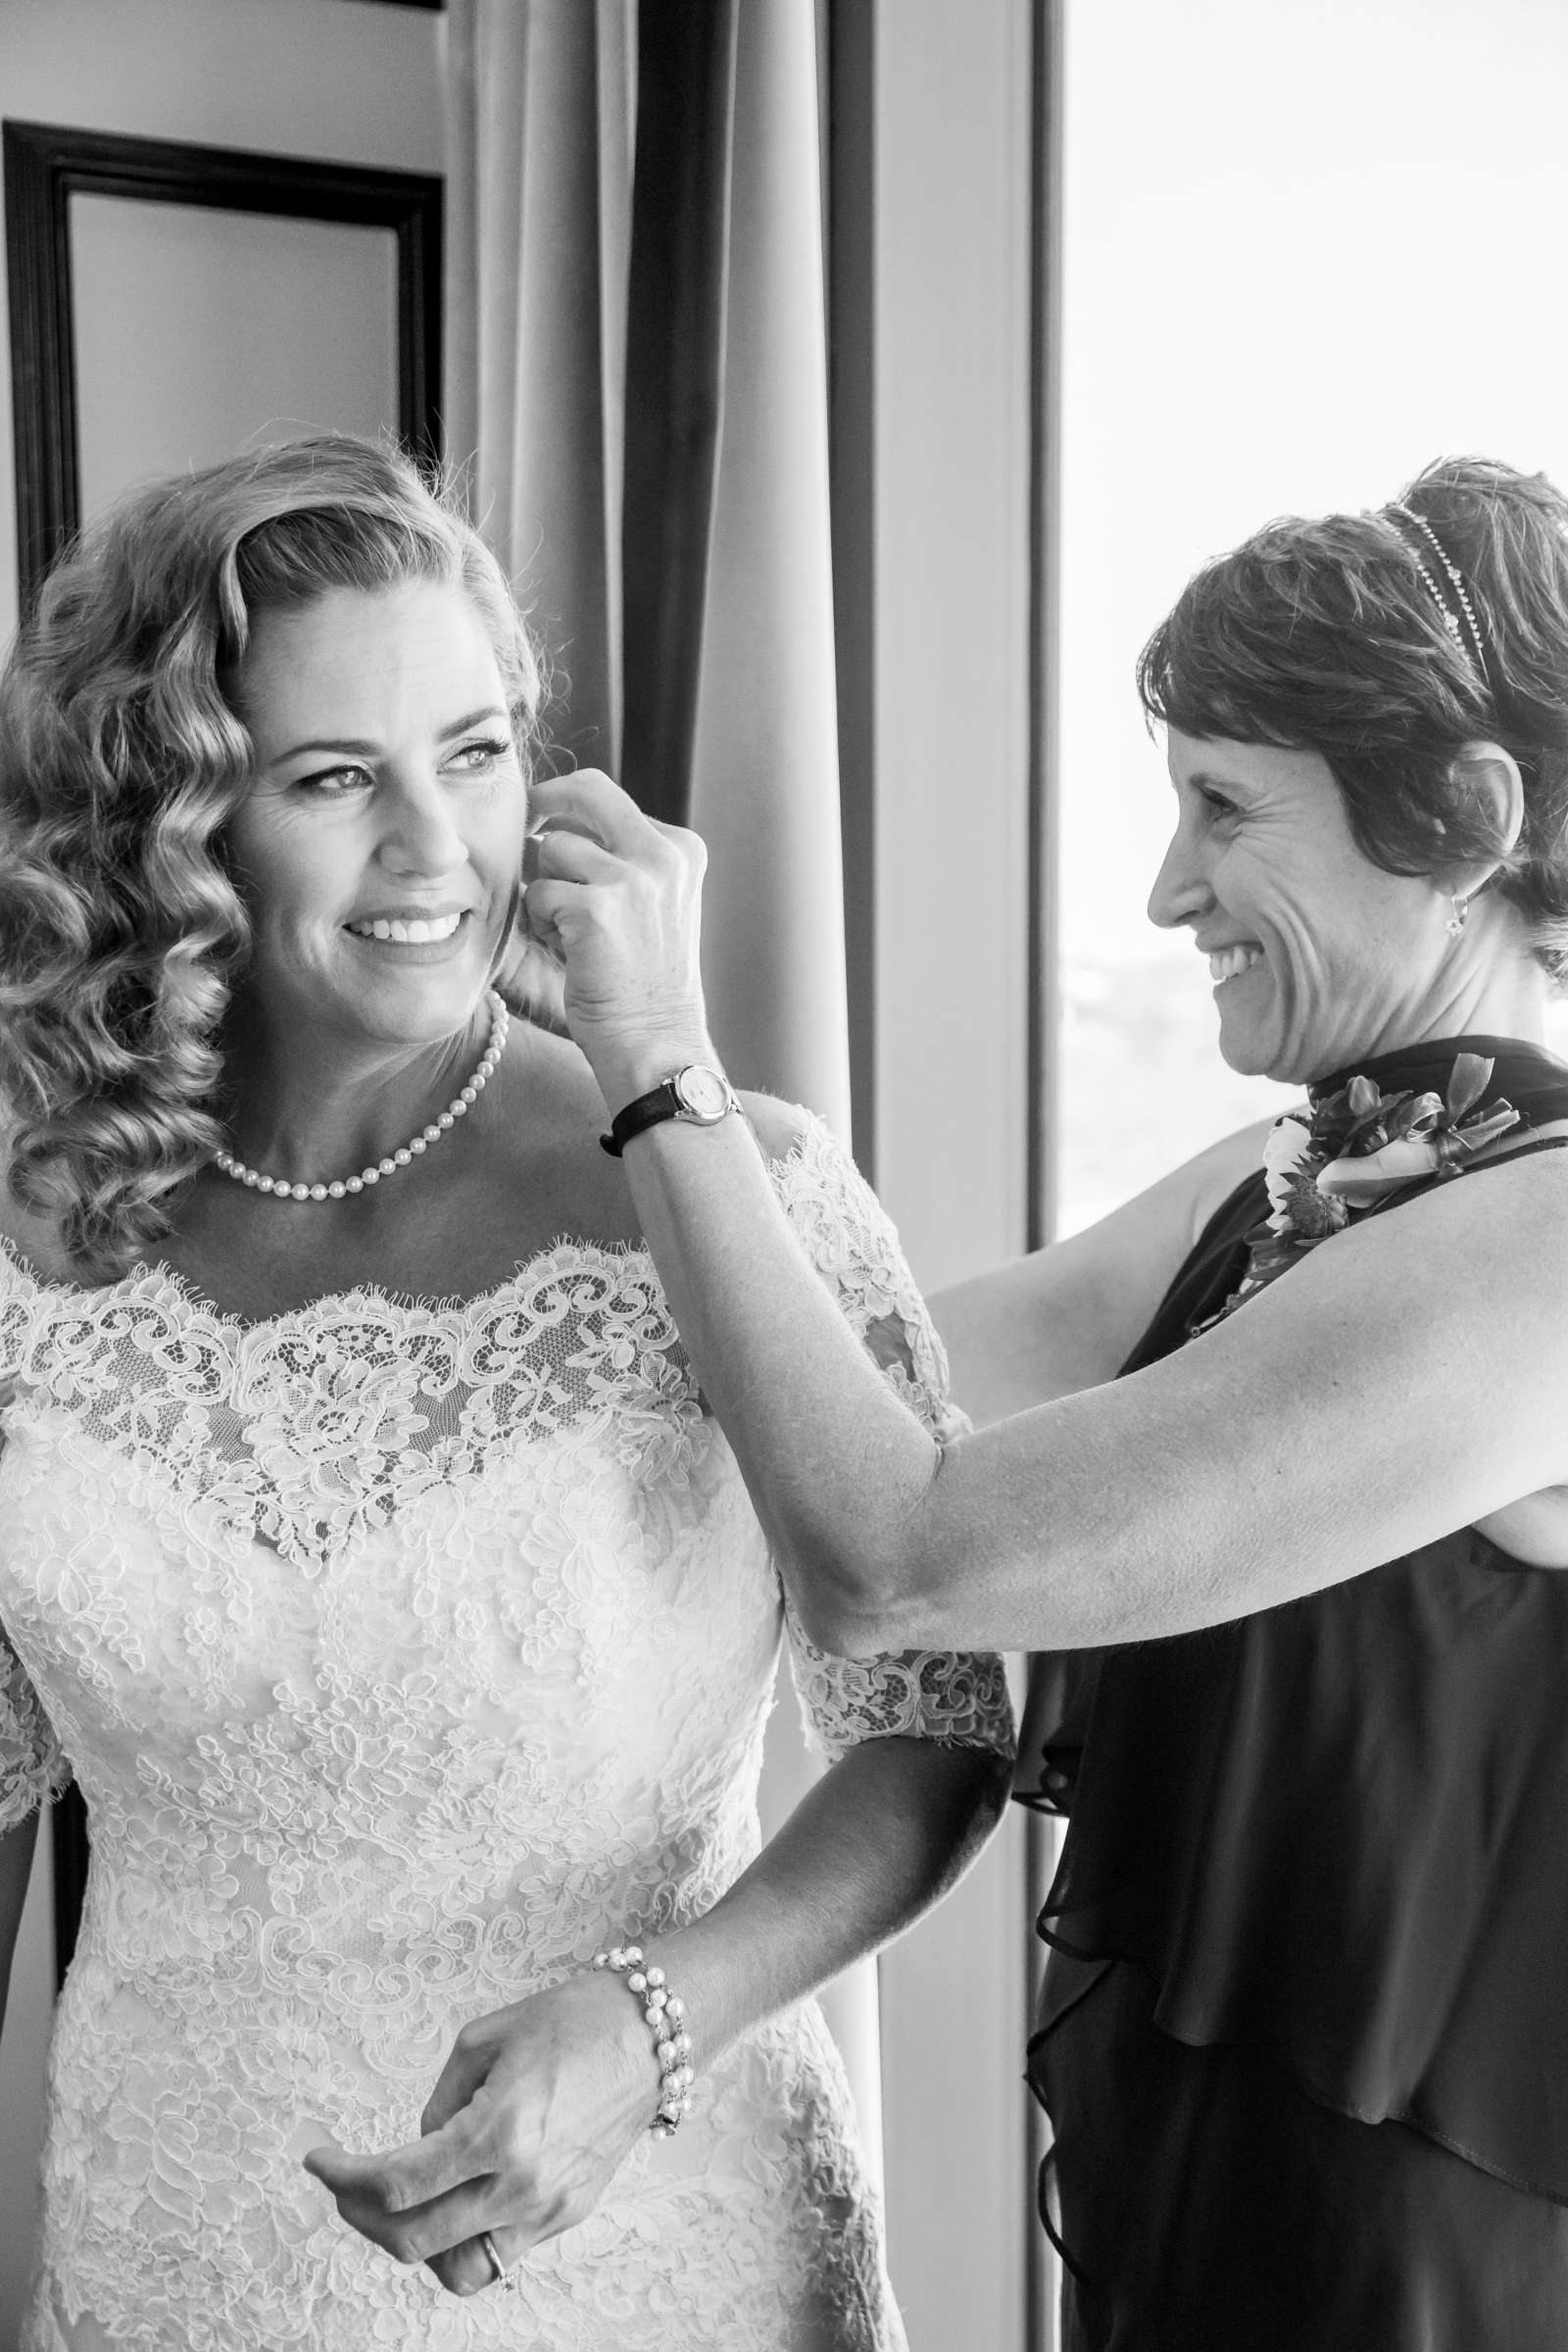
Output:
[{"xmin": 1208, "ymin": 1053, "xmax": 1520, "ymax": 1328}]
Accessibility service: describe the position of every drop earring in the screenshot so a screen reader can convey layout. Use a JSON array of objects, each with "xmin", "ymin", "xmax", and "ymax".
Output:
[{"xmin": 1446, "ymin": 894, "xmax": 1470, "ymax": 939}]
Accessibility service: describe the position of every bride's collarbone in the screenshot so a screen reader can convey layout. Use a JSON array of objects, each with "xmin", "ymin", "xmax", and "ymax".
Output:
[
  {"xmin": 0, "ymin": 1038, "xmax": 648, "ymax": 1314},
  {"xmin": 171, "ymin": 1134, "xmax": 645, "ymax": 1320},
  {"xmin": 0, "ymin": 1121, "xmax": 645, "ymax": 1325}
]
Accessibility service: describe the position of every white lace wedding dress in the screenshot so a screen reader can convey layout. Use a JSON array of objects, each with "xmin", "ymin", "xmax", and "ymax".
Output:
[{"xmin": 0, "ymin": 1115, "xmax": 1011, "ymax": 2351}]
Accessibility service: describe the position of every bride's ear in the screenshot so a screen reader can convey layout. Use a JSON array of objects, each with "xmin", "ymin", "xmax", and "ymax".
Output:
[{"xmin": 1443, "ymin": 740, "xmax": 1525, "ymax": 897}]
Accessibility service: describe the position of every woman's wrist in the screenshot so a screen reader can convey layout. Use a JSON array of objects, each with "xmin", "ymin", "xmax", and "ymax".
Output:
[
  {"xmin": 580, "ymin": 1026, "xmax": 727, "ymax": 1125},
  {"xmin": 591, "ymin": 1945, "xmax": 698, "ymax": 2134},
  {"xmin": 634, "ymin": 1899, "xmax": 796, "ymax": 2072}
]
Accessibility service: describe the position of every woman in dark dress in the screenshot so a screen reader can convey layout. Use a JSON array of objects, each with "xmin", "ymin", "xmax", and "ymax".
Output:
[{"xmin": 392, "ymin": 455, "xmax": 1568, "ymax": 2346}]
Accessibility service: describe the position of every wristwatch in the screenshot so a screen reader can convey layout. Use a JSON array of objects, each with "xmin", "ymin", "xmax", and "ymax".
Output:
[{"xmin": 600, "ymin": 1063, "xmax": 742, "ymax": 1157}]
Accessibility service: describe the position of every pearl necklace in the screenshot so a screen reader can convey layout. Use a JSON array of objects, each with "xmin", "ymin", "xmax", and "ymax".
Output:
[{"xmin": 214, "ymin": 990, "xmax": 510, "ymax": 1202}]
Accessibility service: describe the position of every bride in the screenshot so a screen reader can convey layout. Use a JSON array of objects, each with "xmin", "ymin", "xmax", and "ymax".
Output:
[{"xmin": 0, "ymin": 433, "xmax": 1012, "ymax": 2349}]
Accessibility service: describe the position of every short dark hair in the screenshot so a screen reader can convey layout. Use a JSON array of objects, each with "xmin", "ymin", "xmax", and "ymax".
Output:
[{"xmin": 1137, "ymin": 457, "xmax": 1568, "ymax": 979}]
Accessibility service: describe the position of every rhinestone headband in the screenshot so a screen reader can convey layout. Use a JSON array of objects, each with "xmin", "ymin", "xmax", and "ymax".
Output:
[{"xmin": 1386, "ymin": 501, "xmax": 1488, "ymax": 684}]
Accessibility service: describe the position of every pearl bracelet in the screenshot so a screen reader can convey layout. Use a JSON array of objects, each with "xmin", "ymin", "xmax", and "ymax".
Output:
[{"xmin": 592, "ymin": 1944, "xmax": 694, "ymax": 2137}]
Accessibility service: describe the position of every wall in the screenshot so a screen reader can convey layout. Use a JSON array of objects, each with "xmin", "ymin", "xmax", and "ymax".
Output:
[
  {"xmin": 0, "ymin": 7, "xmax": 441, "ymax": 2339},
  {"xmin": 868, "ymin": 12, "xmax": 1034, "ymax": 1295},
  {"xmin": 865, "ymin": 4, "xmax": 1036, "ymax": 2346}
]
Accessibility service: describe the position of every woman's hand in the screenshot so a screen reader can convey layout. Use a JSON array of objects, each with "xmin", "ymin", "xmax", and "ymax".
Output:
[
  {"xmin": 302, "ymin": 1968, "xmax": 656, "ymax": 2297},
  {"xmin": 523, "ymin": 769, "xmax": 716, "ymax": 1105}
]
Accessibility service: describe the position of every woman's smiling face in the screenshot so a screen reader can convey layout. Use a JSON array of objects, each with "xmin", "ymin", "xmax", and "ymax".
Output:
[
  {"xmin": 1148, "ymin": 729, "xmax": 1463, "ymax": 1085},
  {"xmin": 226, "ymin": 580, "xmax": 527, "ymax": 1051}
]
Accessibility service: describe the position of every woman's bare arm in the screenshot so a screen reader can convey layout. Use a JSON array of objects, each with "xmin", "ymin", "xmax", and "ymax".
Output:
[
  {"xmin": 614, "ymin": 1109, "xmax": 1568, "ymax": 1653},
  {"xmin": 523, "ymin": 771, "xmax": 1568, "ymax": 1660}
]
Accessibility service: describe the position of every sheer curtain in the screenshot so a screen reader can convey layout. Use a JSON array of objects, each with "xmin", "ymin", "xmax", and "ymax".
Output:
[{"xmin": 442, "ymin": 0, "xmax": 874, "ymax": 2160}]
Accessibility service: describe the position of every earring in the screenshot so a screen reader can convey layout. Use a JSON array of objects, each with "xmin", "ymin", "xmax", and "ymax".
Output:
[{"xmin": 1446, "ymin": 894, "xmax": 1469, "ymax": 939}]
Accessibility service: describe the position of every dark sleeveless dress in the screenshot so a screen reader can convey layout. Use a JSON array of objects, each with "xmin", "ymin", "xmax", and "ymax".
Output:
[{"xmin": 1018, "ymin": 1038, "xmax": 1568, "ymax": 2351}]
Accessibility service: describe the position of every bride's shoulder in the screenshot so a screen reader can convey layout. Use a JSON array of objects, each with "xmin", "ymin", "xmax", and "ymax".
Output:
[
  {"xmin": 740, "ymin": 1091, "xmax": 818, "ymax": 1166},
  {"xmin": 738, "ymin": 1095, "xmax": 878, "ymax": 1209},
  {"xmin": 494, "ymin": 1034, "xmax": 847, "ymax": 1223}
]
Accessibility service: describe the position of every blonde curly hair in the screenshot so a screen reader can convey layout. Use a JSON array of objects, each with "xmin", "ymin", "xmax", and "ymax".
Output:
[{"xmin": 0, "ymin": 434, "xmax": 542, "ymax": 1280}]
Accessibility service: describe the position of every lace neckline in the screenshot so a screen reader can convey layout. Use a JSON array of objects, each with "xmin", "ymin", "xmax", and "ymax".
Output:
[
  {"xmin": 0, "ymin": 1228, "xmax": 662, "ymax": 1344},
  {"xmin": 0, "ymin": 1117, "xmax": 826, "ymax": 1341}
]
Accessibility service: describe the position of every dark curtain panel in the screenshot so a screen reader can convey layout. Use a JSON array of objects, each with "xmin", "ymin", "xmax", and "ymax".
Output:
[{"xmin": 619, "ymin": 0, "xmax": 740, "ymax": 824}]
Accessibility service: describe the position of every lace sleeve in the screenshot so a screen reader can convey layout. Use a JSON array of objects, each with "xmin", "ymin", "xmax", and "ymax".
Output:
[
  {"xmin": 0, "ymin": 1627, "xmax": 68, "ymax": 1833},
  {"xmin": 769, "ymin": 1112, "xmax": 1015, "ymax": 1768},
  {"xmin": 783, "ymin": 1591, "xmax": 1014, "ymax": 1767},
  {"xmin": 0, "ymin": 1246, "xmax": 70, "ymax": 1828}
]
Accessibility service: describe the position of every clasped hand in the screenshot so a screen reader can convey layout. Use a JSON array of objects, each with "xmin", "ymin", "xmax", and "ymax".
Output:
[{"xmin": 304, "ymin": 1970, "xmax": 655, "ymax": 2297}]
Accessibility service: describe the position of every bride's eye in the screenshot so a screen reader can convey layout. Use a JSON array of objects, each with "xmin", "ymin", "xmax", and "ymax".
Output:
[
  {"xmin": 294, "ymin": 763, "xmax": 372, "ymax": 800},
  {"xmin": 445, "ymin": 738, "xmax": 512, "ymax": 776}
]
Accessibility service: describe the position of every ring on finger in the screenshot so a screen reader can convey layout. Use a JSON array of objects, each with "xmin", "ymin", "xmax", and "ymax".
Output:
[{"xmin": 478, "ymin": 2230, "xmax": 515, "ymax": 2290}]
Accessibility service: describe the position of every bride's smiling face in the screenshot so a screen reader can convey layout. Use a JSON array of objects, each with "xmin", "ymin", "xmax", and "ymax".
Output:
[
  {"xmin": 1147, "ymin": 729, "xmax": 1459, "ymax": 1085},
  {"xmin": 226, "ymin": 581, "xmax": 527, "ymax": 1052}
]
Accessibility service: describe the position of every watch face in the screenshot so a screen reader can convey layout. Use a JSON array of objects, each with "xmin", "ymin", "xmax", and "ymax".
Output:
[{"xmin": 673, "ymin": 1065, "xmax": 732, "ymax": 1122}]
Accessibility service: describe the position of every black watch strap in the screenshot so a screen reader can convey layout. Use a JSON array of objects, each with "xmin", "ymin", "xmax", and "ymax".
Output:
[
  {"xmin": 601, "ymin": 1064, "xmax": 739, "ymax": 1157},
  {"xmin": 600, "ymin": 1081, "xmax": 682, "ymax": 1158}
]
